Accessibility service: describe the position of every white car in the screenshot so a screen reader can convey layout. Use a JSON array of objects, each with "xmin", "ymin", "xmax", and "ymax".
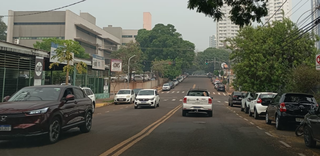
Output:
[
  {"xmin": 134, "ymin": 89, "xmax": 160, "ymax": 109},
  {"xmin": 182, "ymin": 89, "xmax": 213, "ymax": 117},
  {"xmin": 241, "ymin": 92, "xmax": 254, "ymax": 113},
  {"xmin": 81, "ymin": 87, "xmax": 96, "ymax": 112},
  {"xmin": 162, "ymin": 83, "xmax": 171, "ymax": 91},
  {"xmin": 114, "ymin": 89, "xmax": 136, "ymax": 104},
  {"xmin": 248, "ymin": 92, "xmax": 277, "ymax": 119}
]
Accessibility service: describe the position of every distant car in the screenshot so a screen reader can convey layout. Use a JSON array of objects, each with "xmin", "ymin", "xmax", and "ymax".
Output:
[
  {"xmin": 114, "ymin": 89, "xmax": 136, "ymax": 104},
  {"xmin": 133, "ymin": 75, "xmax": 144, "ymax": 82},
  {"xmin": 0, "ymin": 85, "xmax": 93, "ymax": 143},
  {"xmin": 173, "ymin": 80, "xmax": 179, "ymax": 86},
  {"xmin": 182, "ymin": 89, "xmax": 213, "ymax": 117},
  {"xmin": 162, "ymin": 83, "xmax": 171, "ymax": 91},
  {"xmin": 168, "ymin": 81, "xmax": 175, "ymax": 89},
  {"xmin": 81, "ymin": 87, "xmax": 96, "ymax": 112},
  {"xmin": 134, "ymin": 89, "xmax": 160, "ymax": 109},
  {"xmin": 217, "ymin": 83, "xmax": 225, "ymax": 92}
]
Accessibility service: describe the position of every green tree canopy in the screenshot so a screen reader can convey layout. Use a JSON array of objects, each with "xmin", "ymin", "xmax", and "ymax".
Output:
[
  {"xmin": 187, "ymin": 0, "xmax": 268, "ymax": 27},
  {"xmin": 0, "ymin": 17, "xmax": 7, "ymax": 41},
  {"xmin": 135, "ymin": 24, "xmax": 195, "ymax": 71},
  {"xmin": 227, "ymin": 18, "xmax": 319, "ymax": 92},
  {"xmin": 194, "ymin": 48, "xmax": 231, "ymax": 73},
  {"xmin": 33, "ymin": 38, "xmax": 90, "ymax": 59}
]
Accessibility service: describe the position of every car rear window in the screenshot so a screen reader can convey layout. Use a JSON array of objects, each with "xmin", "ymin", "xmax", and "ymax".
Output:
[
  {"xmin": 284, "ymin": 94, "xmax": 317, "ymax": 104},
  {"xmin": 187, "ymin": 91, "xmax": 209, "ymax": 96},
  {"xmin": 259, "ymin": 94, "xmax": 275, "ymax": 99},
  {"xmin": 233, "ymin": 92, "xmax": 242, "ymax": 95}
]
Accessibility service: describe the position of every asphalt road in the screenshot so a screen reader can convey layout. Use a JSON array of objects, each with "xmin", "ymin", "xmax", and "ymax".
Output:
[{"xmin": 0, "ymin": 76, "xmax": 318, "ymax": 156}]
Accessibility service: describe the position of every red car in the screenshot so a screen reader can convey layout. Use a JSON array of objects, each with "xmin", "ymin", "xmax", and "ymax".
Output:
[{"xmin": 0, "ymin": 85, "xmax": 93, "ymax": 143}]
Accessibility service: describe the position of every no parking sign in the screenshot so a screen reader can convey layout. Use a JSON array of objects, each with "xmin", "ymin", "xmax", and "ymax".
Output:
[{"xmin": 317, "ymin": 54, "xmax": 320, "ymax": 70}]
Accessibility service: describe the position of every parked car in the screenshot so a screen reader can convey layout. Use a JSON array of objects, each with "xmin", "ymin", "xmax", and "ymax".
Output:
[
  {"xmin": 114, "ymin": 89, "xmax": 136, "ymax": 104},
  {"xmin": 217, "ymin": 83, "xmax": 225, "ymax": 92},
  {"xmin": 142, "ymin": 74, "xmax": 150, "ymax": 81},
  {"xmin": 265, "ymin": 93, "xmax": 317, "ymax": 130},
  {"xmin": 247, "ymin": 92, "xmax": 277, "ymax": 119},
  {"xmin": 182, "ymin": 89, "xmax": 213, "ymax": 117},
  {"xmin": 302, "ymin": 107, "xmax": 320, "ymax": 147},
  {"xmin": 173, "ymin": 80, "xmax": 179, "ymax": 86},
  {"xmin": 228, "ymin": 91, "xmax": 244, "ymax": 107},
  {"xmin": 81, "ymin": 87, "xmax": 96, "ymax": 112},
  {"xmin": 168, "ymin": 81, "xmax": 175, "ymax": 89},
  {"xmin": 133, "ymin": 88, "xmax": 143, "ymax": 97},
  {"xmin": 162, "ymin": 83, "xmax": 171, "ymax": 91},
  {"xmin": 0, "ymin": 85, "xmax": 93, "ymax": 143},
  {"xmin": 134, "ymin": 89, "xmax": 160, "ymax": 109},
  {"xmin": 241, "ymin": 92, "xmax": 254, "ymax": 113},
  {"xmin": 133, "ymin": 75, "xmax": 144, "ymax": 82}
]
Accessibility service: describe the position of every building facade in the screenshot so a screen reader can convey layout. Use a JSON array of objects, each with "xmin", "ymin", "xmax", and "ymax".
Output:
[
  {"xmin": 6, "ymin": 10, "xmax": 120, "ymax": 64},
  {"xmin": 103, "ymin": 25, "xmax": 138, "ymax": 46},
  {"xmin": 209, "ymin": 35, "xmax": 216, "ymax": 48},
  {"xmin": 143, "ymin": 12, "xmax": 152, "ymax": 30},
  {"xmin": 216, "ymin": 4, "xmax": 239, "ymax": 48},
  {"xmin": 265, "ymin": 0, "xmax": 292, "ymax": 23}
]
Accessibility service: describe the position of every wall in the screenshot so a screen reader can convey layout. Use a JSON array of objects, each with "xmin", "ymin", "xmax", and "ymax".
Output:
[{"xmin": 110, "ymin": 78, "xmax": 168, "ymax": 93}]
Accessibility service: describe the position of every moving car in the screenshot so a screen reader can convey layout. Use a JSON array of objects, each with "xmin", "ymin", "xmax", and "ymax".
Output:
[
  {"xmin": 114, "ymin": 89, "xmax": 136, "ymax": 104},
  {"xmin": 0, "ymin": 85, "xmax": 93, "ymax": 143},
  {"xmin": 182, "ymin": 89, "xmax": 213, "ymax": 117},
  {"xmin": 265, "ymin": 93, "xmax": 317, "ymax": 130},
  {"xmin": 134, "ymin": 89, "xmax": 160, "ymax": 109},
  {"xmin": 81, "ymin": 87, "xmax": 96, "ymax": 112},
  {"xmin": 162, "ymin": 83, "xmax": 171, "ymax": 91}
]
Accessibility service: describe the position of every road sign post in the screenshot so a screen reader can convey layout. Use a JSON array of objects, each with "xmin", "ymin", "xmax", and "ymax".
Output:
[{"xmin": 316, "ymin": 54, "xmax": 320, "ymax": 70}]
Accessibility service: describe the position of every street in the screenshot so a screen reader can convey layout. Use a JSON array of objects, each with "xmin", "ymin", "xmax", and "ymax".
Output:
[{"xmin": 0, "ymin": 76, "xmax": 319, "ymax": 156}]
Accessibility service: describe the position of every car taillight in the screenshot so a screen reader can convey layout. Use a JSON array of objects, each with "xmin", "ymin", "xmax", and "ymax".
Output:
[
  {"xmin": 183, "ymin": 97, "xmax": 187, "ymax": 103},
  {"xmin": 257, "ymin": 98, "xmax": 262, "ymax": 103},
  {"xmin": 233, "ymin": 95, "xmax": 237, "ymax": 98},
  {"xmin": 208, "ymin": 98, "xmax": 212, "ymax": 104},
  {"xmin": 280, "ymin": 102, "xmax": 286, "ymax": 112}
]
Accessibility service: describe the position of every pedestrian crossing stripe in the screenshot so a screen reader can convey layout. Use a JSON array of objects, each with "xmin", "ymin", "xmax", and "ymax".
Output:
[
  {"xmin": 182, "ymin": 91, "xmax": 185, "ymax": 93},
  {"xmin": 212, "ymin": 92, "xmax": 216, "ymax": 94},
  {"xmin": 172, "ymin": 99, "xmax": 176, "ymax": 101},
  {"xmin": 177, "ymin": 91, "xmax": 180, "ymax": 93},
  {"xmin": 179, "ymin": 99, "xmax": 182, "ymax": 101},
  {"xmin": 167, "ymin": 91, "xmax": 170, "ymax": 93},
  {"xmin": 172, "ymin": 91, "xmax": 175, "ymax": 93},
  {"xmin": 218, "ymin": 93, "xmax": 221, "ymax": 95}
]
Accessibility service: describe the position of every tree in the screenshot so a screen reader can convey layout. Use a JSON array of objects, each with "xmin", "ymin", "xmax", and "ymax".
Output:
[
  {"xmin": 111, "ymin": 41, "xmax": 144, "ymax": 80},
  {"xmin": 194, "ymin": 48, "xmax": 231, "ymax": 73},
  {"xmin": 49, "ymin": 40, "xmax": 87, "ymax": 85},
  {"xmin": 34, "ymin": 38, "xmax": 90, "ymax": 59},
  {"xmin": 227, "ymin": 18, "xmax": 319, "ymax": 92},
  {"xmin": 135, "ymin": 24, "xmax": 195, "ymax": 71},
  {"xmin": 0, "ymin": 17, "xmax": 7, "ymax": 41},
  {"xmin": 187, "ymin": 0, "xmax": 268, "ymax": 27}
]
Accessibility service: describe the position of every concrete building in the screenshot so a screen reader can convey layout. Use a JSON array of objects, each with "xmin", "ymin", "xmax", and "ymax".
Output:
[
  {"xmin": 143, "ymin": 12, "xmax": 152, "ymax": 30},
  {"xmin": 209, "ymin": 35, "xmax": 216, "ymax": 48},
  {"xmin": 216, "ymin": 4, "xmax": 239, "ymax": 48},
  {"xmin": 103, "ymin": 25, "xmax": 138, "ymax": 46},
  {"xmin": 265, "ymin": 0, "xmax": 292, "ymax": 23},
  {"xmin": 6, "ymin": 10, "xmax": 120, "ymax": 64},
  {"xmin": 311, "ymin": 0, "xmax": 320, "ymax": 49}
]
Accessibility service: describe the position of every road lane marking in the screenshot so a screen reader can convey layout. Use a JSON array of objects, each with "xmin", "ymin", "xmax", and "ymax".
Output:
[
  {"xmin": 298, "ymin": 153, "xmax": 306, "ymax": 156},
  {"xmin": 172, "ymin": 91, "xmax": 175, "ymax": 93},
  {"xmin": 225, "ymin": 101, "xmax": 228, "ymax": 103},
  {"xmin": 236, "ymin": 113, "xmax": 239, "ymax": 115},
  {"xmin": 100, "ymin": 105, "xmax": 182, "ymax": 156},
  {"xmin": 193, "ymin": 84, "xmax": 196, "ymax": 89},
  {"xmin": 239, "ymin": 116, "xmax": 243, "ymax": 118},
  {"xmin": 243, "ymin": 118, "xmax": 248, "ymax": 121},
  {"xmin": 179, "ymin": 99, "xmax": 182, "ymax": 101},
  {"xmin": 265, "ymin": 132, "xmax": 273, "ymax": 137},
  {"xmin": 279, "ymin": 141, "xmax": 291, "ymax": 148},
  {"xmin": 161, "ymin": 92, "xmax": 164, "ymax": 94},
  {"xmin": 250, "ymin": 122, "xmax": 254, "ymax": 125},
  {"xmin": 105, "ymin": 111, "xmax": 109, "ymax": 113},
  {"xmin": 172, "ymin": 99, "xmax": 176, "ymax": 101},
  {"xmin": 167, "ymin": 91, "xmax": 170, "ymax": 93},
  {"xmin": 218, "ymin": 92, "xmax": 221, "ymax": 95},
  {"xmin": 182, "ymin": 91, "xmax": 185, "ymax": 93},
  {"xmin": 164, "ymin": 99, "xmax": 168, "ymax": 101},
  {"xmin": 177, "ymin": 91, "xmax": 180, "ymax": 93},
  {"xmin": 212, "ymin": 92, "xmax": 216, "ymax": 94},
  {"xmin": 217, "ymin": 101, "xmax": 220, "ymax": 103},
  {"xmin": 223, "ymin": 93, "xmax": 226, "ymax": 96},
  {"xmin": 256, "ymin": 126, "xmax": 263, "ymax": 130}
]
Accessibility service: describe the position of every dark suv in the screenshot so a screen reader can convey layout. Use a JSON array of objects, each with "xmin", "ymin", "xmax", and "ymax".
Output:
[
  {"xmin": 229, "ymin": 91, "xmax": 244, "ymax": 107},
  {"xmin": 0, "ymin": 85, "xmax": 93, "ymax": 143}
]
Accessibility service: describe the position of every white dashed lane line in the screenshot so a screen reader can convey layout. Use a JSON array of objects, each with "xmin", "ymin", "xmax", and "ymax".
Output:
[
  {"xmin": 177, "ymin": 91, "xmax": 180, "ymax": 93},
  {"xmin": 256, "ymin": 126, "xmax": 263, "ymax": 130},
  {"xmin": 164, "ymin": 99, "xmax": 168, "ymax": 101},
  {"xmin": 250, "ymin": 122, "xmax": 254, "ymax": 125},
  {"xmin": 172, "ymin": 91, "xmax": 175, "ymax": 93},
  {"xmin": 179, "ymin": 99, "xmax": 182, "ymax": 101},
  {"xmin": 182, "ymin": 91, "xmax": 185, "ymax": 93},
  {"xmin": 217, "ymin": 101, "xmax": 221, "ymax": 103},
  {"xmin": 218, "ymin": 92, "xmax": 221, "ymax": 95},
  {"xmin": 298, "ymin": 153, "xmax": 306, "ymax": 156},
  {"xmin": 243, "ymin": 118, "xmax": 248, "ymax": 121},
  {"xmin": 172, "ymin": 99, "xmax": 176, "ymax": 101},
  {"xmin": 161, "ymin": 92, "xmax": 164, "ymax": 94},
  {"xmin": 212, "ymin": 92, "xmax": 216, "ymax": 94},
  {"xmin": 279, "ymin": 141, "xmax": 291, "ymax": 148},
  {"xmin": 265, "ymin": 132, "xmax": 273, "ymax": 137},
  {"xmin": 167, "ymin": 91, "xmax": 170, "ymax": 93}
]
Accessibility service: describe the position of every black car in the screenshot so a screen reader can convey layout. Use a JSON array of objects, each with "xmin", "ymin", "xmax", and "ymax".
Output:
[
  {"xmin": 217, "ymin": 84, "xmax": 225, "ymax": 92},
  {"xmin": 265, "ymin": 93, "xmax": 317, "ymax": 130},
  {"xmin": 228, "ymin": 91, "xmax": 243, "ymax": 107},
  {"xmin": 0, "ymin": 85, "xmax": 93, "ymax": 143},
  {"xmin": 302, "ymin": 107, "xmax": 320, "ymax": 147}
]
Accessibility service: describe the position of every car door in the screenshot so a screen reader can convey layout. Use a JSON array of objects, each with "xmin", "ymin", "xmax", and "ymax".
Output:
[
  {"xmin": 268, "ymin": 95, "xmax": 281, "ymax": 121},
  {"xmin": 155, "ymin": 90, "xmax": 160, "ymax": 103},
  {"xmin": 249, "ymin": 93, "xmax": 259, "ymax": 112},
  {"xmin": 60, "ymin": 88, "xmax": 78, "ymax": 125},
  {"xmin": 73, "ymin": 87, "xmax": 89, "ymax": 122}
]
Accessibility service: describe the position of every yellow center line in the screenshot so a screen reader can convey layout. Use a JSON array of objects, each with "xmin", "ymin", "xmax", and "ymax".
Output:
[
  {"xmin": 192, "ymin": 84, "xmax": 196, "ymax": 89},
  {"xmin": 99, "ymin": 105, "xmax": 182, "ymax": 156}
]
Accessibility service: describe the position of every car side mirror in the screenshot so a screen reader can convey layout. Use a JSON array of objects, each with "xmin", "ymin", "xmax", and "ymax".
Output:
[
  {"xmin": 66, "ymin": 94, "xmax": 75, "ymax": 101},
  {"xmin": 3, "ymin": 96, "xmax": 10, "ymax": 102}
]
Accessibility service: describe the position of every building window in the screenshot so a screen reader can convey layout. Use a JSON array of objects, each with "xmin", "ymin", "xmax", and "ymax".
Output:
[
  {"xmin": 122, "ymin": 43, "xmax": 126, "ymax": 45},
  {"xmin": 13, "ymin": 36, "xmax": 65, "ymax": 40},
  {"xmin": 76, "ymin": 26, "xmax": 97, "ymax": 38},
  {"xmin": 14, "ymin": 22, "xmax": 65, "ymax": 25},
  {"xmin": 122, "ymin": 35, "xmax": 133, "ymax": 38}
]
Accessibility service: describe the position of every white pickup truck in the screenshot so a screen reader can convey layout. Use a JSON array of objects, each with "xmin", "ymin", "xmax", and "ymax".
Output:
[{"xmin": 182, "ymin": 89, "xmax": 213, "ymax": 117}]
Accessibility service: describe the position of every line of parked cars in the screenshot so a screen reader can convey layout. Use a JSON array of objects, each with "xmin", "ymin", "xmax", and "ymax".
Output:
[
  {"xmin": 211, "ymin": 78, "xmax": 225, "ymax": 92},
  {"xmin": 162, "ymin": 75, "xmax": 187, "ymax": 91},
  {"xmin": 228, "ymin": 90, "xmax": 320, "ymax": 147}
]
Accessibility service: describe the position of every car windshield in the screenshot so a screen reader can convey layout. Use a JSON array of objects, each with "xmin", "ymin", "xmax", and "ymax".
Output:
[
  {"xmin": 118, "ymin": 90, "xmax": 130, "ymax": 94},
  {"xmin": 163, "ymin": 83, "xmax": 169, "ymax": 86},
  {"xmin": 8, "ymin": 87, "xmax": 61, "ymax": 101},
  {"xmin": 187, "ymin": 91, "xmax": 209, "ymax": 96},
  {"xmin": 259, "ymin": 94, "xmax": 275, "ymax": 99},
  {"xmin": 138, "ymin": 90, "xmax": 154, "ymax": 95},
  {"xmin": 133, "ymin": 89, "xmax": 141, "ymax": 93}
]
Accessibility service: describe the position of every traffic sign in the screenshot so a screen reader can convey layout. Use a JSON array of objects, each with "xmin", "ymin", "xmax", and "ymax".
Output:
[{"xmin": 317, "ymin": 54, "xmax": 320, "ymax": 70}]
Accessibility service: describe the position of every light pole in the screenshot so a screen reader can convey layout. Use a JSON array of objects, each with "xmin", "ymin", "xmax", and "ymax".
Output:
[{"xmin": 127, "ymin": 55, "xmax": 136, "ymax": 89}]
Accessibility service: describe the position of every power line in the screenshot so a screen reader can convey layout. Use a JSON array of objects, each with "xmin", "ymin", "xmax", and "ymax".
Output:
[
  {"xmin": 287, "ymin": 0, "xmax": 304, "ymax": 15},
  {"xmin": 1, "ymin": 0, "xmax": 86, "ymax": 17},
  {"xmin": 263, "ymin": 0, "xmax": 288, "ymax": 26}
]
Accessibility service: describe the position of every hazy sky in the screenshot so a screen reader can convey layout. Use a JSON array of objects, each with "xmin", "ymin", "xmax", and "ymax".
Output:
[{"xmin": 0, "ymin": 0, "xmax": 312, "ymax": 51}]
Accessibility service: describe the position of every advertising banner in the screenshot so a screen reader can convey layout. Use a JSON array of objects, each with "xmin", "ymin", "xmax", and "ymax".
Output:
[
  {"xmin": 92, "ymin": 54, "xmax": 105, "ymax": 70},
  {"xmin": 111, "ymin": 59, "xmax": 122, "ymax": 72}
]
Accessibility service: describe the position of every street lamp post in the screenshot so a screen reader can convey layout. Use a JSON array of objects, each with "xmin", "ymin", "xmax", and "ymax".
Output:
[{"xmin": 127, "ymin": 55, "xmax": 136, "ymax": 89}]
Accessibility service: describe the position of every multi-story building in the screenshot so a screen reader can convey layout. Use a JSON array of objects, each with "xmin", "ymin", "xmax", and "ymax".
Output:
[
  {"xmin": 265, "ymin": 0, "xmax": 292, "ymax": 23},
  {"xmin": 311, "ymin": 0, "xmax": 320, "ymax": 49},
  {"xmin": 143, "ymin": 12, "xmax": 152, "ymax": 30},
  {"xmin": 216, "ymin": 4, "xmax": 239, "ymax": 48},
  {"xmin": 6, "ymin": 10, "xmax": 120, "ymax": 64},
  {"xmin": 103, "ymin": 25, "xmax": 138, "ymax": 46},
  {"xmin": 209, "ymin": 35, "xmax": 216, "ymax": 48}
]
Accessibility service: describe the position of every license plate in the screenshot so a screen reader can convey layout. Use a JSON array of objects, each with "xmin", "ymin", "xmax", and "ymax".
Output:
[
  {"xmin": 193, "ymin": 106, "xmax": 202, "ymax": 108},
  {"xmin": 0, "ymin": 125, "xmax": 11, "ymax": 131},
  {"xmin": 296, "ymin": 118, "xmax": 304, "ymax": 122},
  {"xmin": 140, "ymin": 101, "xmax": 147, "ymax": 104}
]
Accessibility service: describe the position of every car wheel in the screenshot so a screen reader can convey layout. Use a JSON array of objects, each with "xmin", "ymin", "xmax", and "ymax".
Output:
[
  {"xmin": 230, "ymin": 102, "xmax": 233, "ymax": 107},
  {"xmin": 47, "ymin": 117, "xmax": 61, "ymax": 144},
  {"xmin": 254, "ymin": 108, "xmax": 259, "ymax": 119},
  {"xmin": 245, "ymin": 104, "xmax": 249, "ymax": 114},
  {"xmin": 157, "ymin": 101, "xmax": 160, "ymax": 107},
  {"xmin": 80, "ymin": 111, "xmax": 92, "ymax": 133},
  {"xmin": 208, "ymin": 111, "xmax": 213, "ymax": 117},
  {"xmin": 134, "ymin": 105, "xmax": 138, "ymax": 109},
  {"xmin": 276, "ymin": 115, "xmax": 283, "ymax": 130},
  {"xmin": 304, "ymin": 126, "xmax": 317, "ymax": 147},
  {"xmin": 265, "ymin": 112, "xmax": 271, "ymax": 124},
  {"xmin": 240, "ymin": 104, "xmax": 244, "ymax": 111},
  {"xmin": 248, "ymin": 106, "xmax": 252, "ymax": 117},
  {"xmin": 182, "ymin": 110, "xmax": 187, "ymax": 116}
]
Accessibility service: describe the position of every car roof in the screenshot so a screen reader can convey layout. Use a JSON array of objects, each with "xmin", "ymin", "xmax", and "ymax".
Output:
[
  {"xmin": 24, "ymin": 85, "xmax": 76, "ymax": 89},
  {"xmin": 140, "ymin": 89, "xmax": 156, "ymax": 91},
  {"xmin": 283, "ymin": 92, "xmax": 313, "ymax": 96},
  {"xmin": 81, "ymin": 87, "xmax": 92, "ymax": 90},
  {"xmin": 118, "ymin": 89, "xmax": 132, "ymax": 91},
  {"xmin": 188, "ymin": 89, "xmax": 208, "ymax": 92},
  {"xmin": 256, "ymin": 92, "xmax": 277, "ymax": 94}
]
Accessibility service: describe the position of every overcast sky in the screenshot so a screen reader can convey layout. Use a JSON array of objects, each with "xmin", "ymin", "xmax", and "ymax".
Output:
[{"xmin": 0, "ymin": 0, "xmax": 312, "ymax": 51}]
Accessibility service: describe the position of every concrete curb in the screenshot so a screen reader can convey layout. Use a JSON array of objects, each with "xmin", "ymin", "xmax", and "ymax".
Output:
[{"xmin": 96, "ymin": 102, "xmax": 113, "ymax": 108}]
